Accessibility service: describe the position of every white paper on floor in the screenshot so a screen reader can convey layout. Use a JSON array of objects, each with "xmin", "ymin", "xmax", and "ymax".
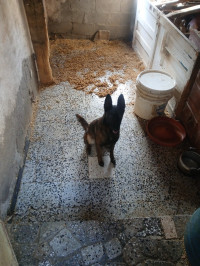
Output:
[{"xmin": 88, "ymin": 156, "xmax": 115, "ymax": 179}]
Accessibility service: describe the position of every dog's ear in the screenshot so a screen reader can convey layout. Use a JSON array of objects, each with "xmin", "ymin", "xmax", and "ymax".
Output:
[
  {"xmin": 104, "ymin": 94, "xmax": 112, "ymax": 112},
  {"xmin": 117, "ymin": 94, "xmax": 125, "ymax": 114}
]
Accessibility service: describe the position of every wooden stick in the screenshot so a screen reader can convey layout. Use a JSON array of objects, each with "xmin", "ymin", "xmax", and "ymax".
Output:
[
  {"xmin": 155, "ymin": 0, "xmax": 179, "ymax": 8},
  {"xmin": 154, "ymin": 0, "xmax": 191, "ymax": 8},
  {"xmin": 166, "ymin": 5, "xmax": 200, "ymax": 18}
]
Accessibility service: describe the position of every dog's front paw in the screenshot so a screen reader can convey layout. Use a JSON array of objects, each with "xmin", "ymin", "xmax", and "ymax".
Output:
[
  {"xmin": 86, "ymin": 145, "xmax": 91, "ymax": 155},
  {"xmin": 99, "ymin": 161, "xmax": 104, "ymax": 167},
  {"xmin": 111, "ymin": 159, "xmax": 116, "ymax": 166}
]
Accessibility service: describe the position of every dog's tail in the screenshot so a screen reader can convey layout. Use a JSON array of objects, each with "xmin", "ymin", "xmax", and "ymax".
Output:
[{"xmin": 76, "ymin": 114, "xmax": 88, "ymax": 131}]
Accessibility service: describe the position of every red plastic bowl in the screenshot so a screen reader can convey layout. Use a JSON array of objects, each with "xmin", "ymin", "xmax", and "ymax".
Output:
[{"xmin": 146, "ymin": 117, "xmax": 186, "ymax": 147}]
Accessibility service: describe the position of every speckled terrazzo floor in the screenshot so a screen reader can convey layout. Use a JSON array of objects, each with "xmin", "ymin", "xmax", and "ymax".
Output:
[{"xmin": 6, "ymin": 81, "xmax": 200, "ymax": 265}]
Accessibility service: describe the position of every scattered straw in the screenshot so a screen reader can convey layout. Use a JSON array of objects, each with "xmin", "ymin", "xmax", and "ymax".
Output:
[{"xmin": 50, "ymin": 39, "xmax": 144, "ymax": 97}]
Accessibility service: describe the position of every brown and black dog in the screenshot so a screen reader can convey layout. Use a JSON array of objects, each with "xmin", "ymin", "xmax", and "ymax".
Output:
[{"xmin": 76, "ymin": 94, "xmax": 125, "ymax": 167}]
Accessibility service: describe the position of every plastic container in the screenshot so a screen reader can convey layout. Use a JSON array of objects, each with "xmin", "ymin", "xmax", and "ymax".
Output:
[
  {"xmin": 134, "ymin": 70, "xmax": 176, "ymax": 120},
  {"xmin": 146, "ymin": 117, "xmax": 186, "ymax": 147}
]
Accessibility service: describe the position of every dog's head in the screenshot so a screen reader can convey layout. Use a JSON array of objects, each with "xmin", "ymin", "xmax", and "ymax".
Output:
[{"xmin": 103, "ymin": 94, "xmax": 125, "ymax": 134}]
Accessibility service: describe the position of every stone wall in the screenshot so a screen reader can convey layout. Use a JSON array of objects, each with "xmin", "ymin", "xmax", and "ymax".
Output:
[
  {"xmin": 0, "ymin": 1, "xmax": 38, "ymax": 218},
  {"xmin": 45, "ymin": 0, "xmax": 137, "ymax": 40}
]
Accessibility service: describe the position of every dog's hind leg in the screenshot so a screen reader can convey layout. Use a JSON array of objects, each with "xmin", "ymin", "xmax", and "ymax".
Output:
[
  {"xmin": 110, "ymin": 144, "xmax": 116, "ymax": 166},
  {"xmin": 84, "ymin": 133, "xmax": 91, "ymax": 155}
]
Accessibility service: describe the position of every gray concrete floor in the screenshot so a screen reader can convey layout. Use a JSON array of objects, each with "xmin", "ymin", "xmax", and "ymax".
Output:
[{"xmin": 6, "ymin": 81, "xmax": 200, "ymax": 265}]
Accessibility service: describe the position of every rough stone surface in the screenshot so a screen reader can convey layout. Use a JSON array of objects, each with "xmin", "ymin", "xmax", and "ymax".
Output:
[
  {"xmin": 81, "ymin": 243, "xmax": 104, "ymax": 265},
  {"xmin": 6, "ymin": 71, "xmax": 199, "ymax": 265},
  {"xmin": 39, "ymin": 221, "xmax": 65, "ymax": 243},
  {"xmin": 73, "ymin": 23, "xmax": 95, "ymax": 36},
  {"xmin": 7, "ymin": 217, "xmax": 190, "ymax": 265},
  {"xmin": 65, "ymin": 220, "xmax": 104, "ymax": 245},
  {"xmin": 10, "ymin": 223, "xmax": 39, "ymax": 244},
  {"xmin": 96, "ymin": 0, "xmax": 121, "ymax": 13},
  {"xmin": 104, "ymin": 238, "xmax": 122, "ymax": 260},
  {"xmin": 12, "ymin": 81, "xmax": 196, "ymax": 222},
  {"xmin": 45, "ymin": 0, "xmax": 136, "ymax": 40},
  {"xmin": 49, "ymin": 228, "xmax": 81, "ymax": 257},
  {"xmin": 123, "ymin": 238, "xmax": 183, "ymax": 265}
]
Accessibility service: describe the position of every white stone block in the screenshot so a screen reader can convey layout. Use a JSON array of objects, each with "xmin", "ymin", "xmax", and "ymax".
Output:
[
  {"xmin": 161, "ymin": 216, "xmax": 178, "ymax": 239},
  {"xmin": 88, "ymin": 156, "xmax": 115, "ymax": 179}
]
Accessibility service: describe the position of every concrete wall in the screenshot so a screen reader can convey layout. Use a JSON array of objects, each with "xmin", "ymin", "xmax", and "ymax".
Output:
[
  {"xmin": 0, "ymin": 1, "xmax": 38, "ymax": 218},
  {"xmin": 45, "ymin": 0, "xmax": 137, "ymax": 40}
]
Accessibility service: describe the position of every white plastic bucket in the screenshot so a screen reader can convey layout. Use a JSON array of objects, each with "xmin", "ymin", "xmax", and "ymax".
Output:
[{"xmin": 134, "ymin": 70, "xmax": 176, "ymax": 120}]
